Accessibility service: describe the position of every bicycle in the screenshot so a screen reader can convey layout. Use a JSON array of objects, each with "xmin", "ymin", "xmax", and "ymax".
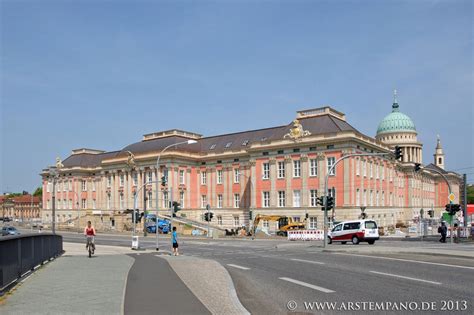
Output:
[{"xmin": 86, "ymin": 236, "xmax": 95, "ymax": 258}]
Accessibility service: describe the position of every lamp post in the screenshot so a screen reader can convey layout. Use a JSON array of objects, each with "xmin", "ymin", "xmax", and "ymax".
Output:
[
  {"xmin": 155, "ymin": 139, "xmax": 197, "ymax": 251},
  {"xmin": 323, "ymin": 152, "xmax": 392, "ymax": 248}
]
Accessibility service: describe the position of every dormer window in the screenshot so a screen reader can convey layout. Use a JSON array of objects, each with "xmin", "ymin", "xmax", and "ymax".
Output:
[
  {"xmin": 242, "ymin": 140, "xmax": 249, "ymax": 146},
  {"xmin": 225, "ymin": 142, "xmax": 232, "ymax": 148},
  {"xmin": 209, "ymin": 144, "xmax": 216, "ymax": 150}
]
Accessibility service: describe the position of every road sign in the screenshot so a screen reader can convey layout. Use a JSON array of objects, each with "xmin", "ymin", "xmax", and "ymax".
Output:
[{"xmin": 448, "ymin": 193, "xmax": 455, "ymax": 202}]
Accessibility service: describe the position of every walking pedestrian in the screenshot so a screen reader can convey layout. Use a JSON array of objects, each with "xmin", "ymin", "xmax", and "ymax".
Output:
[
  {"xmin": 172, "ymin": 226, "xmax": 179, "ymax": 256},
  {"xmin": 438, "ymin": 221, "xmax": 447, "ymax": 243}
]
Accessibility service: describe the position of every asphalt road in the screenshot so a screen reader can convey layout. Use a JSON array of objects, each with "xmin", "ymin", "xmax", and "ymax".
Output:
[{"xmin": 52, "ymin": 231, "xmax": 474, "ymax": 314}]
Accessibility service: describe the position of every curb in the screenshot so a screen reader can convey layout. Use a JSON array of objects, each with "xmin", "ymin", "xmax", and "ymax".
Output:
[{"xmin": 321, "ymin": 249, "xmax": 474, "ymax": 259}]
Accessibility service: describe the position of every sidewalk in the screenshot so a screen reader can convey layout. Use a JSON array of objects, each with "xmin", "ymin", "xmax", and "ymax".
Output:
[{"xmin": 0, "ymin": 242, "xmax": 248, "ymax": 315}]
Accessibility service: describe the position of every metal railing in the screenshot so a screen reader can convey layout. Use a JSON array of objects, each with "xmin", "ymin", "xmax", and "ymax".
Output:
[{"xmin": 0, "ymin": 233, "xmax": 63, "ymax": 292}]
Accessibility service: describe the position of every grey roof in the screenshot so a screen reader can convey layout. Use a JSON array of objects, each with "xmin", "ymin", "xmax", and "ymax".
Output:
[
  {"xmin": 62, "ymin": 113, "xmax": 360, "ymax": 167},
  {"xmin": 62, "ymin": 151, "xmax": 119, "ymax": 168}
]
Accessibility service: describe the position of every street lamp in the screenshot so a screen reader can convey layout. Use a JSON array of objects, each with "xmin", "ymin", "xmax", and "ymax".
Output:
[{"xmin": 155, "ymin": 139, "xmax": 197, "ymax": 251}]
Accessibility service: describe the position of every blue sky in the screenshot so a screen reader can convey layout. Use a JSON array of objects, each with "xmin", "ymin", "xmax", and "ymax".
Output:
[{"xmin": 1, "ymin": 0, "xmax": 473, "ymax": 193}]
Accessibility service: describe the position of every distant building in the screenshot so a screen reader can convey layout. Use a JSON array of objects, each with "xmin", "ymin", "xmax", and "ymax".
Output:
[
  {"xmin": 40, "ymin": 95, "xmax": 461, "ymax": 231},
  {"xmin": 0, "ymin": 194, "xmax": 42, "ymax": 221}
]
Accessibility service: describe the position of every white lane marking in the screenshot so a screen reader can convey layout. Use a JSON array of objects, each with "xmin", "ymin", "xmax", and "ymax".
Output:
[
  {"xmin": 369, "ymin": 271, "xmax": 441, "ymax": 285},
  {"xmin": 279, "ymin": 277, "xmax": 335, "ymax": 293},
  {"xmin": 227, "ymin": 264, "xmax": 251, "ymax": 270},
  {"xmin": 291, "ymin": 258, "xmax": 325, "ymax": 265},
  {"xmin": 333, "ymin": 253, "xmax": 474, "ymax": 270}
]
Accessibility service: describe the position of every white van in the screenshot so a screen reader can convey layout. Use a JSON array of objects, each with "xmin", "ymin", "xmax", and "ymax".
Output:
[{"xmin": 328, "ymin": 220, "xmax": 379, "ymax": 245}]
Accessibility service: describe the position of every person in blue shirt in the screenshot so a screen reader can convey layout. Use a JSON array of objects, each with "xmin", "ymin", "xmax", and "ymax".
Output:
[{"xmin": 172, "ymin": 226, "xmax": 179, "ymax": 256}]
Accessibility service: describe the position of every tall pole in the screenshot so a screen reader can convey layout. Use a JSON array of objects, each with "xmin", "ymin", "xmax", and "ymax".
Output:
[
  {"xmin": 422, "ymin": 167, "xmax": 453, "ymax": 243},
  {"xmin": 52, "ymin": 175, "xmax": 56, "ymax": 234},
  {"xmin": 154, "ymin": 139, "xmax": 197, "ymax": 250},
  {"xmin": 324, "ymin": 152, "xmax": 391, "ymax": 248},
  {"xmin": 463, "ymin": 174, "xmax": 467, "ymax": 228}
]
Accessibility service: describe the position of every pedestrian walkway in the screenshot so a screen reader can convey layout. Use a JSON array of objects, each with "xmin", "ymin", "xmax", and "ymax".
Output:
[{"xmin": 0, "ymin": 242, "xmax": 248, "ymax": 315}]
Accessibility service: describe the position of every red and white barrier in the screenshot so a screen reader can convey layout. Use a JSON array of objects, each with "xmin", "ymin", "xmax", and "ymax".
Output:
[{"xmin": 287, "ymin": 230, "xmax": 324, "ymax": 241}]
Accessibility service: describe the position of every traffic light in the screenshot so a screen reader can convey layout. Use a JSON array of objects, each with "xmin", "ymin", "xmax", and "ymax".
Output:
[
  {"xmin": 204, "ymin": 212, "xmax": 214, "ymax": 222},
  {"xmin": 427, "ymin": 209, "xmax": 434, "ymax": 218},
  {"xmin": 326, "ymin": 196, "xmax": 334, "ymax": 211},
  {"xmin": 451, "ymin": 204, "xmax": 461, "ymax": 214},
  {"xmin": 249, "ymin": 210, "xmax": 253, "ymax": 221},
  {"xmin": 161, "ymin": 176, "xmax": 167, "ymax": 187},
  {"xmin": 394, "ymin": 146, "xmax": 403, "ymax": 161},
  {"xmin": 133, "ymin": 209, "xmax": 143, "ymax": 223},
  {"xmin": 305, "ymin": 213, "xmax": 309, "ymax": 220},
  {"xmin": 445, "ymin": 204, "xmax": 452, "ymax": 215},
  {"xmin": 414, "ymin": 163, "xmax": 421, "ymax": 172},
  {"xmin": 172, "ymin": 201, "xmax": 181, "ymax": 217},
  {"xmin": 317, "ymin": 196, "xmax": 324, "ymax": 206}
]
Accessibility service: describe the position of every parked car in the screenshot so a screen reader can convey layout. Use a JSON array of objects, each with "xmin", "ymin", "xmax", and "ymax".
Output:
[
  {"xmin": 2, "ymin": 226, "xmax": 20, "ymax": 236},
  {"xmin": 328, "ymin": 220, "xmax": 379, "ymax": 245}
]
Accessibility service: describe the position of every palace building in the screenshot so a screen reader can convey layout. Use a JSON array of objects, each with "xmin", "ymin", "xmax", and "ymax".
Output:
[{"xmin": 40, "ymin": 96, "xmax": 461, "ymax": 232}]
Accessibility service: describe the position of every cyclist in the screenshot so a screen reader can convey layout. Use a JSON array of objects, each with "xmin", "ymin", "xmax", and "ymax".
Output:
[{"xmin": 84, "ymin": 221, "xmax": 96, "ymax": 254}]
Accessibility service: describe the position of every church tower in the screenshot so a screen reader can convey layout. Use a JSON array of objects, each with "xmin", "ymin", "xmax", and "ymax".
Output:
[{"xmin": 434, "ymin": 135, "xmax": 445, "ymax": 169}]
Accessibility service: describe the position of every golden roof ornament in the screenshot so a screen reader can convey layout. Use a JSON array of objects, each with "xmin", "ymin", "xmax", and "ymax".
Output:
[
  {"xmin": 284, "ymin": 119, "xmax": 311, "ymax": 141},
  {"xmin": 126, "ymin": 151, "xmax": 136, "ymax": 169},
  {"xmin": 55, "ymin": 157, "xmax": 64, "ymax": 169}
]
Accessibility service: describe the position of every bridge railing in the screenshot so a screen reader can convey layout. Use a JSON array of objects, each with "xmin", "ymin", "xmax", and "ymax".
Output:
[{"xmin": 0, "ymin": 233, "xmax": 63, "ymax": 292}]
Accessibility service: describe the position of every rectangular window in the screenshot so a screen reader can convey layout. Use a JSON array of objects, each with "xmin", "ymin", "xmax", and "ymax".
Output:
[
  {"xmin": 389, "ymin": 169, "xmax": 393, "ymax": 182},
  {"xmin": 179, "ymin": 170, "xmax": 185, "ymax": 185},
  {"xmin": 310, "ymin": 190, "xmax": 318, "ymax": 207},
  {"xmin": 375, "ymin": 164, "xmax": 379, "ymax": 179},
  {"xmin": 217, "ymin": 194, "xmax": 223, "ymax": 208},
  {"xmin": 278, "ymin": 161, "xmax": 285, "ymax": 178},
  {"xmin": 233, "ymin": 216, "xmax": 240, "ymax": 227},
  {"xmin": 278, "ymin": 191, "xmax": 286, "ymax": 207},
  {"xmin": 163, "ymin": 191, "xmax": 169, "ymax": 209},
  {"xmin": 293, "ymin": 160, "xmax": 301, "ymax": 178},
  {"xmin": 133, "ymin": 173, "xmax": 138, "ymax": 186},
  {"xmin": 217, "ymin": 216, "xmax": 223, "ymax": 225},
  {"xmin": 234, "ymin": 194, "xmax": 240, "ymax": 208},
  {"xmin": 119, "ymin": 174, "xmax": 124, "ymax": 187},
  {"xmin": 217, "ymin": 170, "xmax": 223, "ymax": 184},
  {"xmin": 201, "ymin": 195, "xmax": 207, "ymax": 208},
  {"xmin": 370, "ymin": 190, "xmax": 374, "ymax": 206},
  {"xmin": 363, "ymin": 189, "xmax": 367, "ymax": 206},
  {"xmin": 263, "ymin": 219, "xmax": 269, "ymax": 228},
  {"xmin": 46, "ymin": 181, "xmax": 50, "ymax": 193},
  {"xmin": 92, "ymin": 180, "xmax": 96, "ymax": 192},
  {"xmin": 147, "ymin": 171, "xmax": 153, "ymax": 183},
  {"xmin": 363, "ymin": 161, "xmax": 367, "ymax": 177},
  {"xmin": 329, "ymin": 188, "xmax": 336, "ymax": 206},
  {"xmin": 309, "ymin": 217, "xmax": 317, "ymax": 230},
  {"xmin": 356, "ymin": 188, "xmax": 360, "ymax": 206},
  {"xmin": 327, "ymin": 157, "xmax": 336, "ymax": 176},
  {"xmin": 381, "ymin": 165, "xmax": 385, "ymax": 180},
  {"xmin": 81, "ymin": 180, "xmax": 87, "ymax": 191},
  {"xmin": 92, "ymin": 199, "xmax": 96, "ymax": 210},
  {"xmin": 382, "ymin": 191, "xmax": 385, "ymax": 206},
  {"xmin": 119, "ymin": 194, "xmax": 124, "ymax": 209},
  {"xmin": 234, "ymin": 169, "xmax": 240, "ymax": 184},
  {"xmin": 180, "ymin": 191, "xmax": 184, "ymax": 208},
  {"xmin": 262, "ymin": 163, "xmax": 270, "ymax": 179},
  {"xmin": 262, "ymin": 191, "xmax": 270, "ymax": 207},
  {"xmin": 69, "ymin": 199, "xmax": 72, "ymax": 209},
  {"xmin": 356, "ymin": 158, "xmax": 360, "ymax": 176},
  {"xmin": 310, "ymin": 159, "xmax": 317, "ymax": 176},
  {"xmin": 148, "ymin": 192, "xmax": 153, "ymax": 209},
  {"xmin": 201, "ymin": 172, "xmax": 207, "ymax": 185},
  {"xmin": 82, "ymin": 199, "xmax": 86, "ymax": 209},
  {"xmin": 107, "ymin": 194, "xmax": 111, "ymax": 210},
  {"xmin": 376, "ymin": 191, "xmax": 379, "ymax": 206},
  {"xmin": 293, "ymin": 190, "xmax": 301, "ymax": 207},
  {"xmin": 369, "ymin": 162, "xmax": 373, "ymax": 178}
]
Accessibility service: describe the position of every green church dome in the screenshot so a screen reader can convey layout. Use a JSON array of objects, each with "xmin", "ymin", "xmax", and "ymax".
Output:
[{"xmin": 376, "ymin": 101, "xmax": 416, "ymax": 135}]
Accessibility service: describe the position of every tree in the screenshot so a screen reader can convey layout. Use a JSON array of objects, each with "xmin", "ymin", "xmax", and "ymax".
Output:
[
  {"xmin": 33, "ymin": 187, "xmax": 43, "ymax": 197},
  {"xmin": 467, "ymin": 184, "xmax": 474, "ymax": 204}
]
